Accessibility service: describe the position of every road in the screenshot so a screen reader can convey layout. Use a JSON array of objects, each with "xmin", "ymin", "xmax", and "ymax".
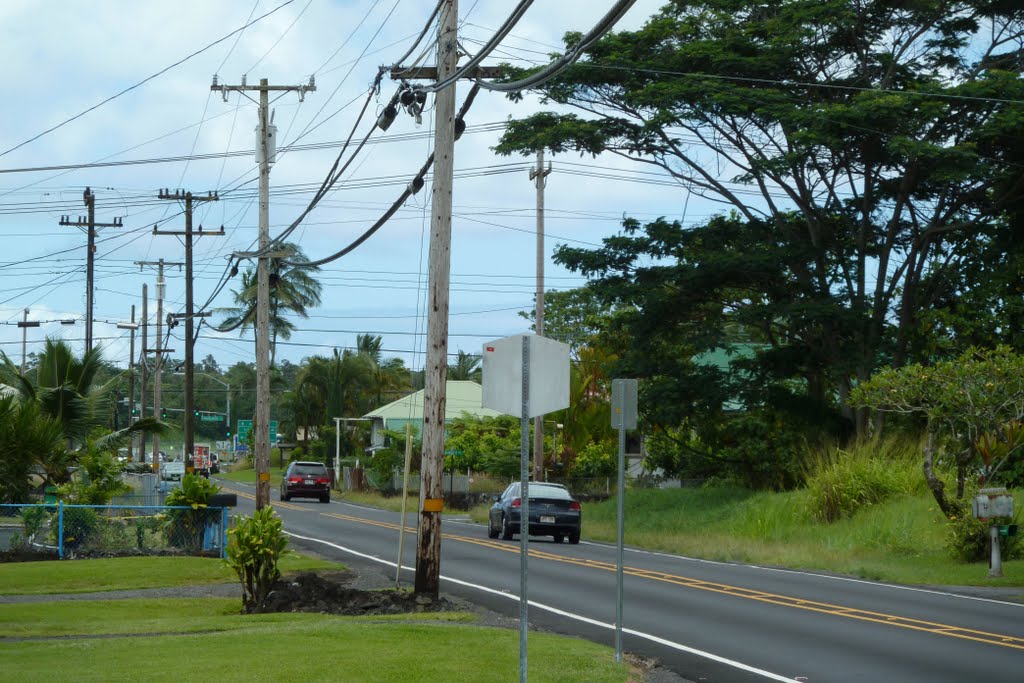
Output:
[{"xmin": 219, "ymin": 481, "xmax": 1024, "ymax": 682}]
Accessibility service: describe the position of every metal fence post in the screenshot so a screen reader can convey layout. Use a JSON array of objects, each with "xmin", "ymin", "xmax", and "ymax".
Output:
[
  {"xmin": 57, "ymin": 500, "xmax": 64, "ymax": 559},
  {"xmin": 221, "ymin": 507, "xmax": 229, "ymax": 559}
]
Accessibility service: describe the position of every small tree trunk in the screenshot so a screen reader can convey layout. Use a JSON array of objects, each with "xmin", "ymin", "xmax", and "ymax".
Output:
[{"xmin": 923, "ymin": 429, "xmax": 957, "ymax": 517}]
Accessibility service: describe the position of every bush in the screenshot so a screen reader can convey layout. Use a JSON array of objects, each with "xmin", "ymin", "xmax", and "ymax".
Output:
[
  {"xmin": 946, "ymin": 509, "xmax": 1022, "ymax": 562},
  {"xmin": 225, "ymin": 506, "xmax": 289, "ymax": 613},
  {"xmin": 162, "ymin": 474, "xmax": 221, "ymax": 552},
  {"xmin": 53, "ymin": 507, "xmax": 99, "ymax": 550},
  {"xmin": 573, "ymin": 441, "xmax": 616, "ymax": 478},
  {"xmin": 805, "ymin": 438, "xmax": 926, "ymax": 523}
]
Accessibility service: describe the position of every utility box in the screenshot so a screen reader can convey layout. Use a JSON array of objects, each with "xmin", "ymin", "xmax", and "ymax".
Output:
[{"xmin": 972, "ymin": 488, "xmax": 1015, "ymax": 520}]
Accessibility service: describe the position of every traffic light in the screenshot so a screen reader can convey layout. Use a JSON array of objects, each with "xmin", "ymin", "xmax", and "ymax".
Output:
[
  {"xmin": 131, "ymin": 406, "xmax": 138, "ymax": 416},
  {"xmin": 194, "ymin": 409, "xmax": 200, "ymax": 417},
  {"xmin": 226, "ymin": 429, "xmax": 232, "ymax": 437},
  {"xmin": 161, "ymin": 408, "xmax": 167, "ymax": 418}
]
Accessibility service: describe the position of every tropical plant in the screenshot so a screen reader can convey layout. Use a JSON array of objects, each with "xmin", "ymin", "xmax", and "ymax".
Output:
[
  {"xmin": 163, "ymin": 473, "xmax": 221, "ymax": 552},
  {"xmin": 216, "ymin": 242, "xmax": 322, "ymax": 366},
  {"xmin": 448, "ymin": 350, "xmax": 481, "ymax": 382},
  {"xmin": 0, "ymin": 394, "xmax": 63, "ymax": 503},
  {"xmin": 55, "ymin": 442, "xmax": 131, "ymax": 505},
  {"xmin": 851, "ymin": 346, "xmax": 1024, "ymax": 517},
  {"xmin": 225, "ymin": 506, "xmax": 289, "ymax": 613}
]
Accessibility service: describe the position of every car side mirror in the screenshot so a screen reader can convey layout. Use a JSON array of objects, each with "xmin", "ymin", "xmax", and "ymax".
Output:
[{"xmin": 492, "ymin": 495, "xmax": 500, "ymax": 502}]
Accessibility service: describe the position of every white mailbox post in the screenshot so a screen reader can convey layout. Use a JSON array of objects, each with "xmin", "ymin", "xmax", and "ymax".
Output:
[{"xmin": 972, "ymin": 487, "xmax": 1016, "ymax": 578}]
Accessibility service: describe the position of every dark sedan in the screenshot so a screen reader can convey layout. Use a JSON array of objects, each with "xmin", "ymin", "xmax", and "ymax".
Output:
[
  {"xmin": 280, "ymin": 461, "xmax": 331, "ymax": 503},
  {"xmin": 488, "ymin": 482, "xmax": 581, "ymax": 543}
]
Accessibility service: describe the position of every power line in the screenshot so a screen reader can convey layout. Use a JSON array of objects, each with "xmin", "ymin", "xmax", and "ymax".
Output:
[{"xmin": 0, "ymin": 0, "xmax": 298, "ymax": 160}]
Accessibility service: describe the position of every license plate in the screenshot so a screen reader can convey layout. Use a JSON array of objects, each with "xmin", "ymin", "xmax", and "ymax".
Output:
[
  {"xmin": 540, "ymin": 515, "xmax": 555, "ymax": 524},
  {"xmin": 305, "ymin": 479, "xmax": 314, "ymax": 485}
]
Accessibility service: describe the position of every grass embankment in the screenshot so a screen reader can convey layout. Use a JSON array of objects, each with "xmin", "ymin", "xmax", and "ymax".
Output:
[
  {"xmin": 465, "ymin": 439, "xmax": 1024, "ymax": 588},
  {"xmin": 0, "ymin": 556, "xmax": 631, "ymax": 683}
]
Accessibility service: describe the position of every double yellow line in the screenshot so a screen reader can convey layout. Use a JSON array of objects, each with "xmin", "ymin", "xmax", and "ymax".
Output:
[
  {"xmin": 319, "ymin": 511, "xmax": 1024, "ymax": 652},
  {"xmin": 223, "ymin": 493, "xmax": 1024, "ymax": 652}
]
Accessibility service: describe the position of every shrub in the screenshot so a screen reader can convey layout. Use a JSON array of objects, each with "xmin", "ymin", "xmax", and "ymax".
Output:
[
  {"xmin": 573, "ymin": 441, "xmax": 616, "ymax": 478},
  {"xmin": 162, "ymin": 474, "xmax": 221, "ymax": 552},
  {"xmin": 225, "ymin": 506, "xmax": 290, "ymax": 613},
  {"xmin": 945, "ymin": 509, "xmax": 1022, "ymax": 563},
  {"xmin": 805, "ymin": 438, "xmax": 925, "ymax": 523},
  {"xmin": 53, "ymin": 507, "xmax": 99, "ymax": 550}
]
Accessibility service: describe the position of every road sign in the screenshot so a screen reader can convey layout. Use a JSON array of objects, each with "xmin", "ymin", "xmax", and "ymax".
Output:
[
  {"xmin": 237, "ymin": 419, "xmax": 253, "ymax": 441},
  {"xmin": 200, "ymin": 413, "xmax": 224, "ymax": 422},
  {"xmin": 236, "ymin": 418, "xmax": 279, "ymax": 443},
  {"xmin": 611, "ymin": 379, "xmax": 638, "ymax": 429}
]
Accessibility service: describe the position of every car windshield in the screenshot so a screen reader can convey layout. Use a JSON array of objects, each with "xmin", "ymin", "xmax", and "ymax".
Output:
[{"xmin": 292, "ymin": 464, "xmax": 326, "ymax": 476}]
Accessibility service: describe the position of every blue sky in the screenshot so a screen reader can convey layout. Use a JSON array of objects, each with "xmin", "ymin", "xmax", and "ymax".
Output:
[{"xmin": 0, "ymin": 0, "xmax": 692, "ymax": 372}]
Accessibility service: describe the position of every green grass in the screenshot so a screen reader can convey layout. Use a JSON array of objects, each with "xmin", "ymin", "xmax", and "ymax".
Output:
[
  {"xmin": 578, "ymin": 486, "xmax": 1024, "ymax": 587},
  {"xmin": 217, "ymin": 466, "xmax": 285, "ymax": 486},
  {"xmin": 0, "ymin": 598, "xmax": 476, "ymax": 639},
  {"xmin": 0, "ymin": 553, "xmax": 342, "ymax": 595},
  {"xmin": 0, "ymin": 617, "xmax": 629, "ymax": 683}
]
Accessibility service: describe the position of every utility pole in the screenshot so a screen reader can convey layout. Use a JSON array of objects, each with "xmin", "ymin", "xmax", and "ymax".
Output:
[
  {"xmin": 18, "ymin": 309, "xmax": 39, "ymax": 374},
  {"xmin": 214, "ymin": 74, "xmax": 315, "ymax": 509},
  {"xmin": 117, "ymin": 306, "xmax": 137, "ymax": 461},
  {"xmin": 389, "ymin": 0, "xmax": 503, "ymax": 599},
  {"xmin": 138, "ymin": 259, "xmax": 183, "ymax": 467},
  {"xmin": 60, "ymin": 188, "xmax": 123, "ymax": 352},
  {"xmin": 530, "ymin": 149, "xmax": 552, "ymax": 483},
  {"xmin": 140, "ymin": 286, "xmax": 150, "ymax": 466},
  {"xmin": 153, "ymin": 197, "xmax": 222, "ymax": 472}
]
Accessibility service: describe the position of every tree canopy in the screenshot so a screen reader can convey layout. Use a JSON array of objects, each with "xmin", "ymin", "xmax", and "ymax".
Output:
[{"xmin": 496, "ymin": 0, "xmax": 1024, "ymax": 462}]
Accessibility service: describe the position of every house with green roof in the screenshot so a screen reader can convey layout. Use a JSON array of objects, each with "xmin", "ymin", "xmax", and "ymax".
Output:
[{"xmin": 363, "ymin": 380, "xmax": 503, "ymax": 447}]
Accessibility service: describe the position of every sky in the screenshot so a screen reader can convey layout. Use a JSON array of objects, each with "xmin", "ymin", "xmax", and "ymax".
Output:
[{"xmin": 0, "ymin": 0, "xmax": 690, "ymax": 374}]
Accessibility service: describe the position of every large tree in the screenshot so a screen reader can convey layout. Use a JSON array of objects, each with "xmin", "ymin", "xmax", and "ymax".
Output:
[{"xmin": 497, "ymin": 0, "xmax": 1024, "ymax": 439}]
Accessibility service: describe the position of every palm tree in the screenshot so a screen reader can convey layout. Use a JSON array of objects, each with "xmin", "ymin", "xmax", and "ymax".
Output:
[
  {"xmin": 216, "ymin": 242, "xmax": 323, "ymax": 365},
  {"xmin": 448, "ymin": 350, "xmax": 482, "ymax": 381},
  {"xmin": 0, "ymin": 338, "xmax": 165, "ymax": 489}
]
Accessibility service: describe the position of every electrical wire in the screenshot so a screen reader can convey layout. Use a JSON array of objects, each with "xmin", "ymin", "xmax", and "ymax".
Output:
[
  {"xmin": 477, "ymin": 0, "xmax": 638, "ymax": 92},
  {"xmin": 0, "ymin": 0, "xmax": 298, "ymax": 160}
]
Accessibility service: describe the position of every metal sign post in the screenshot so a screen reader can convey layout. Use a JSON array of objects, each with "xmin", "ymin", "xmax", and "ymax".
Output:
[
  {"xmin": 482, "ymin": 333, "xmax": 570, "ymax": 683},
  {"xmin": 611, "ymin": 378, "xmax": 638, "ymax": 663}
]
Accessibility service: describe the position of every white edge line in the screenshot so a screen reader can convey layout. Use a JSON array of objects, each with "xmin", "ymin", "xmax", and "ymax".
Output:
[{"xmin": 284, "ymin": 530, "xmax": 797, "ymax": 682}]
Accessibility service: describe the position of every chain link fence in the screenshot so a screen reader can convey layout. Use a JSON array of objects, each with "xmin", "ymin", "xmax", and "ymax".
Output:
[{"xmin": 0, "ymin": 502, "xmax": 229, "ymax": 560}]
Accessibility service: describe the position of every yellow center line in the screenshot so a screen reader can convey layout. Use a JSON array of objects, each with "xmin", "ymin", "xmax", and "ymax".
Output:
[{"xmin": 312, "ymin": 510, "xmax": 1024, "ymax": 651}]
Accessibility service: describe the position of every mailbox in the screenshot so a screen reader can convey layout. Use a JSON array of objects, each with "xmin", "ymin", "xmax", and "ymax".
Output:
[{"xmin": 972, "ymin": 488, "xmax": 1014, "ymax": 520}]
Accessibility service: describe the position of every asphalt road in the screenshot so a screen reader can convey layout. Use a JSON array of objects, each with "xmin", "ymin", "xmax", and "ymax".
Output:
[{"xmin": 220, "ymin": 481, "xmax": 1024, "ymax": 682}]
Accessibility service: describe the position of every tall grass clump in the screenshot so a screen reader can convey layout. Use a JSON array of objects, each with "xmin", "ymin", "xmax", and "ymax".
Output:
[{"xmin": 805, "ymin": 437, "xmax": 927, "ymax": 523}]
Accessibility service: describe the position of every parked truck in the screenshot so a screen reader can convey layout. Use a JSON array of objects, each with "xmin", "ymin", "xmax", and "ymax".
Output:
[{"xmin": 193, "ymin": 445, "xmax": 212, "ymax": 477}]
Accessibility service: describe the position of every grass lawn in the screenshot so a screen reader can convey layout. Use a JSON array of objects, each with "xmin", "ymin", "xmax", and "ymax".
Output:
[
  {"xmin": 0, "ymin": 553, "xmax": 341, "ymax": 595},
  {"xmin": 0, "ymin": 616, "xmax": 630, "ymax": 683},
  {"xmin": 0, "ymin": 560, "xmax": 632, "ymax": 683}
]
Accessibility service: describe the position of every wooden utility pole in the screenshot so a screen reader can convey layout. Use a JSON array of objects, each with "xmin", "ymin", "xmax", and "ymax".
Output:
[
  {"xmin": 140, "ymin": 284, "xmax": 149, "ymax": 466},
  {"xmin": 138, "ymin": 260, "xmax": 182, "ymax": 467},
  {"xmin": 18, "ymin": 309, "xmax": 39, "ymax": 374},
  {"xmin": 388, "ymin": 0, "xmax": 504, "ymax": 599},
  {"xmin": 153, "ymin": 197, "xmax": 222, "ymax": 471},
  {"xmin": 214, "ymin": 75, "xmax": 315, "ymax": 509},
  {"xmin": 119, "ymin": 306, "xmax": 137, "ymax": 461},
  {"xmin": 531, "ymin": 149, "xmax": 552, "ymax": 482},
  {"xmin": 60, "ymin": 188, "xmax": 123, "ymax": 352}
]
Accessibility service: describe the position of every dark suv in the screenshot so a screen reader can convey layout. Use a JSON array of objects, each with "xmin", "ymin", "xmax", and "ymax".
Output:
[{"xmin": 280, "ymin": 461, "xmax": 331, "ymax": 503}]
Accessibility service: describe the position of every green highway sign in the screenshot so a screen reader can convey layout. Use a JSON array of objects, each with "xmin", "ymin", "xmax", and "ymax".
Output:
[
  {"xmin": 235, "ymin": 419, "xmax": 278, "ymax": 443},
  {"xmin": 200, "ymin": 413, "xmax": 224, "ymax": 422}
]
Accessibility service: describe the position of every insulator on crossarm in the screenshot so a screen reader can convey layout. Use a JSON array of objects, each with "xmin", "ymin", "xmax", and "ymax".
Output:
[{"xmin": 377, "ymin": 104, "xmax": 398, "ymax": 131}]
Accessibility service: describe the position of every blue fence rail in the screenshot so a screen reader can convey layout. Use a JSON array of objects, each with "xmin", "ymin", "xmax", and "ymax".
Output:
[{"xmin": 0, "ymin": 503, "xmax": 230, "ymax": 560}]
